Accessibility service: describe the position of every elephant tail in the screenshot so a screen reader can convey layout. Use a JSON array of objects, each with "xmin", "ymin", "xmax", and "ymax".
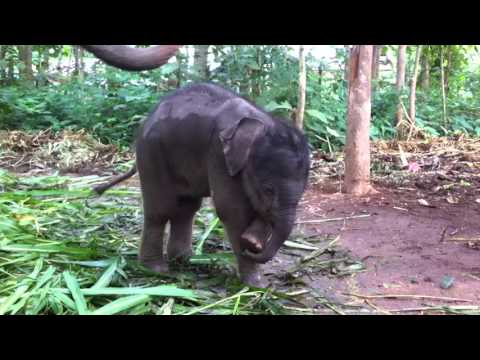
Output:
[{"xmin": 92, "ymin": 164, "xmax": 137, "ymax": 195}]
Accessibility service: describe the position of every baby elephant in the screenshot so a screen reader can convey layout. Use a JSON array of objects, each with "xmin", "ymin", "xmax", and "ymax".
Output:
[{"xmin": 96, "ymin": 83, "xmax": 310, "ymax": 287}]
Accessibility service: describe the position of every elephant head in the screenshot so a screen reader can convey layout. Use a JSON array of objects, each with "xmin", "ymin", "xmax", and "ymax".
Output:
[
  {"xmin": 218, "ymin": 106, "xmax": 310, "ymax": 264},
  {"xmin": 81, "ymin": 45, "xmax": 182, "ymax": 71}
]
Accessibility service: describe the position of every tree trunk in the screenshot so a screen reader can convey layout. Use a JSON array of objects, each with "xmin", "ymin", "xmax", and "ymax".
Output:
[
  {"xmin": 440, "ymin": 46, "xmax": 448, "ymax": 125},
  {"xmin": 18, "ymin": 45, "xmax": 34, "ymax": 83},
  {"xmin": 395, "ymin": 45, "xmax": 407, "ymax": 126},
  {"xmin": 79, "ymin": 47, "xmax": 85, "ymax": 79},
  {"xmin": 36, "ymin": 48, "xmax": 50, "ymax": 87},
  {"xmin": 193, "ymin": 45, "xmax": 209, "ymax": 81},
  {"xmin": 295, "ymin": 45, "xmax": 306, "ymax": 131},
  {"xmin": 73, "ymin": 46, "xmax": 84, "ymax": 80},
  {"xmin": 420, "ymin": 50, "xmax": 430, "ymax": 90},
  {"xmin": 0, "ymin": 45, "xmax": 5, "ymax": 83},
  {"xmin": 445, "ymin": 45, "xmax": 452, "ymax": 95},
  {"xmin": 409, "ymin": 45, "xmax": 423, "ymax": 127},
  {"xmin": 73, "ymin": 46, "xmax": 80, "ymax": 76},
  {"xmin": 7, "ymin": 50, "xmax": 14, "ymax": 83},
  {"xmin": 42, "ymin": 49, "xmax": 50, "ymax": 73},
  {"xmin": 344, "ymin": 45, "xmax": 375, "ymax": 196},
  {"xmin": 175, "ymin": 52, "xmax": 183, "ymax": 88},
  {"xmin": 344, "ymin": 45, "xmax": 350, "ymax": 81},
  {"xmin": 371, "ymin": 45, "xmax": 382, "ymax": 80}
]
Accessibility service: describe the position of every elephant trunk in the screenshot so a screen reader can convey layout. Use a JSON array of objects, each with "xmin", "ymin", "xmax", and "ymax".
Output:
[
  {"xmin": 242, "ymin": 210, "xmax": 295, "ymax": 264},
  {"xmin": 81, "ymin": 45, "xmax": 182, "ymax": 71}
]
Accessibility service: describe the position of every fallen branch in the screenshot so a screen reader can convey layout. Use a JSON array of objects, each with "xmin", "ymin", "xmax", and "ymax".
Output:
[
  {"xmin": 364, "ymin": 299, "xmax": 392, "ymax": 315},
  {"xmin": 286, "ymin": 237, "xmax": 341, "ymax": 274},
  {"xmin": 448, "ymin": 237, "xmax": 480, "ymax": 242},
  {"xmin": 345, "ymin": 293, "xmax": 473, "ymax": 303},
  {"xmin": 296, "ymin": 214, "xmax": 371, "ymax": 225},
  {"xmin": 283, "ymin": 241, "xmax": 319, "ymax": 251},
  {"xmin": 300, "ymin": 236, "xmax": 340, "ymax": 263},
  {"xmin": 389, "ymin": 305, "xmax": 480, "ymax": 313}
]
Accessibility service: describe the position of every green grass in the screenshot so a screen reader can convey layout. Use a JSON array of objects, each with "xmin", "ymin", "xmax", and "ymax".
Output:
[{"xmin": 0, "ymin": 169, "xmax": 305, "ymax": 315}]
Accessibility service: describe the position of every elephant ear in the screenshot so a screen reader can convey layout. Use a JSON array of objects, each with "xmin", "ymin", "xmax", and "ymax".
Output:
[{"xmin": 219, "ymin": 117, "xmax": 266, "ymax": 177}]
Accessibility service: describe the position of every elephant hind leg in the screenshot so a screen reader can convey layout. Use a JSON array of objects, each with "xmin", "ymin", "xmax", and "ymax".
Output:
[
  {"xmin": 167, "ymin": 196, "xmax": 202, "ymax": 263},
  {"xmin": 139, "ymin": 215, "xmax": 169, "ymax": 273},
  {"xmin": 138, "ymin": 173, "xmax": 176, "ymax": 273}
]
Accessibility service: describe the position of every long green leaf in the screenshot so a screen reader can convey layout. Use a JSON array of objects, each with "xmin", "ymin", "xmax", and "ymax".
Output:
[
  {"xmin": 51, "ymin": 285, "xmax": 197, "ymax": 300},
  {"xmin": 195, "ymin": 217, "xmax": 220, "ymax": 255},
  {"xmin": 91, "ymin": 259, "xmax": 119, "ymax": 289},
  {"xmin": 92, "ymin": 295, "xmax": 150, "ymax": 315},
  {"xmin": 63, "ymin": 271, "xmax": 89, "ymax": 315}
]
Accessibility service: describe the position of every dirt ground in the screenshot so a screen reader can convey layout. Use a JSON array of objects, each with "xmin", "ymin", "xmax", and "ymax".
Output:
[
  {"xmin": 118, "ymin": 169, "xmax": 480, "ymax": 314},
  {"xmin": 273, "ymin": 179, "xmax": 480, "ymax": 314},
  {"xmin": 3, "ymin": 131, "xmax": 480, "ymax": 314}
]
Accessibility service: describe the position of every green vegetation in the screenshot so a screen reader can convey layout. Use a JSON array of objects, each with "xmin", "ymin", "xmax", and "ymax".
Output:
[
  {"xmin": 2, "ymin": 45, "xmax": 480, "ymax": 151},
  {"xmin": 0, "ymin": 170, "xmax": 308, "ymax": 315},
  {"xmin": 2, "ymin": 45, "xmax": 480, "ymax": 315}
]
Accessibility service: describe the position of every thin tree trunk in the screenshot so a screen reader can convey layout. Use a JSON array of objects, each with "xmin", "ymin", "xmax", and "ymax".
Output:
[
  {"xmin": 79, "ymin": 47, "xmax": 84, "ymax": 79},
  {"xmin": 193, "ymin": 45, "xmax": 209, "ymax": 81},
  {"xmin": 174, "ymin": 50, "xmax": 184, "ymax": 88},
  {"xmin": 295, "ymin": 45, "xmax": 306, "ymax": 131},
  {"xmin": 36, "ymin": 48, "xmax": 50, "ymax": 87},
  {"xmin": 371, "ymin": 45, "xmax": 382, "ymax": 80},
  {"xmin": 7, "ymin": 50, "xmax": 14, "ymax": 83},
  {"xmin": 409, "ymin": 45, "xmax": 423, "ymax": 127},
  {"xmin": 445, "ymin": 45, "xmax": 452, "ymax": 95},
  {"xmin": 344, "ymin": 45, "xmax": 350, "ymax": 81},
  {"xmin": 18, "ymin": 45, "xmax": 34, "ymax": 83},
  {"xmin": 344, "ymin": 45, "xmax": 375, "ymax": 196},
  {"xmin": 73, "ymin": 46, "xmax": 84, "ymax": 80},
  {"xmin": 440, "ymin": 46, "xmax": 448, "ymax": 125},
  {"xmin": 42, "ymin": 49, "xmax": 50, "ymax": 73},
  {"xmin": 0, "ymin": 45, "xmax": 5, "ymax": 83},
  {"xmin": 420, "ymin": 50, "xmax": 430, "ymax": 90},
  {"xmin": 73, "ymin": 46, "xmax": 80, "ymax": 76},
  {"xmin": 396, "ymin": 45, "xmax": 407, "ymax": 126}
]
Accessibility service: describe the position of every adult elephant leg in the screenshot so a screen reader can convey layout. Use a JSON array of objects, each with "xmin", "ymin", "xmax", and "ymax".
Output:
[{"xmin": 167, "ymin": 197, "xmax": 202, "ymax": 263}]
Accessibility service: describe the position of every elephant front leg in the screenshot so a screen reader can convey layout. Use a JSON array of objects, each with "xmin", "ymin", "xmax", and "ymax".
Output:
[
  {"xmin": 236, "ymin": 255, "xmax": 269, "ymax": 288},
  {"xmin": 222, "ymin": 220, "xmax": 270, "ymax": 288}
]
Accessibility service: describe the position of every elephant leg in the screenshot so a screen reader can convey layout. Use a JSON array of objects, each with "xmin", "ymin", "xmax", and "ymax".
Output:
[
  {"xmin": 136, "ymin": 148, "xmax": 176, "ymax": 273},
  {"xmin": 139, "ymin": 212, "xmax": 169, "ymax": 273},
  {"xmin": 212, "ymin": 192, "xmax": 267, "ymax": 287},
  {"xmin": 167, "ymin": 197, "xmax": 202, "ymax": 262},
  {"xmin": 224, "ymin": 220, "xmax": 268, "ymax": 288}
]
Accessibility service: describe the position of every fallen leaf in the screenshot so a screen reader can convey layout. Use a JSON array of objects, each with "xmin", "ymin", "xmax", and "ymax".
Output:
[
  {"xmin": 446, "ymin": 194, "xmax": 459, "ymax": 204},
  {"xmin": 418, "ymin": 199, "xmax": 432, "ymax": 207},
  {"xmin": 398, "ymin": 144, "xmax": 408, "ymax": 167},
  {"xmin": 440, "ymin": 275, "xmax": 455, "ymax": 290}
]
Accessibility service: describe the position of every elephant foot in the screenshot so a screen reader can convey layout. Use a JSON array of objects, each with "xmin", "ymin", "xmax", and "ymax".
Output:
[
  {"xmin": 240, "ymin": 271, "xmax": 270, "ymax": 288},
  {"xmin": 167, "ymin": 248, "xmax": 193, "ymax": 266},
  {"xmin": 139, "ymin": 257, "xmax": 169, "ymax": 273}
]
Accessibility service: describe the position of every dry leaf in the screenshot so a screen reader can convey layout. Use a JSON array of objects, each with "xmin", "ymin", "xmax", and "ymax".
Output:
[
  {"xmin": 398, "ymin": 144, "xmax": 408, "ymax": 167},
  {"xmin": 446, "ymin": 194, "xmax": 459, "ymax": 204},
  {"xmin": 418, "ymin": 199, "xmax": 431, "ymax": 207}
]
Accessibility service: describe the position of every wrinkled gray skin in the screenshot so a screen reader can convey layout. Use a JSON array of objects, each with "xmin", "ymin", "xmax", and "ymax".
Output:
[{"xmin": 83, "ymin": 46, "xmax": 310, "ymax": 287}]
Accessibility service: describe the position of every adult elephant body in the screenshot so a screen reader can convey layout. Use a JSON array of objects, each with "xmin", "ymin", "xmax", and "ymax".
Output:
[{"xmin": 83, "ymin": 46, "xmax": 310, "ymax": 286}]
